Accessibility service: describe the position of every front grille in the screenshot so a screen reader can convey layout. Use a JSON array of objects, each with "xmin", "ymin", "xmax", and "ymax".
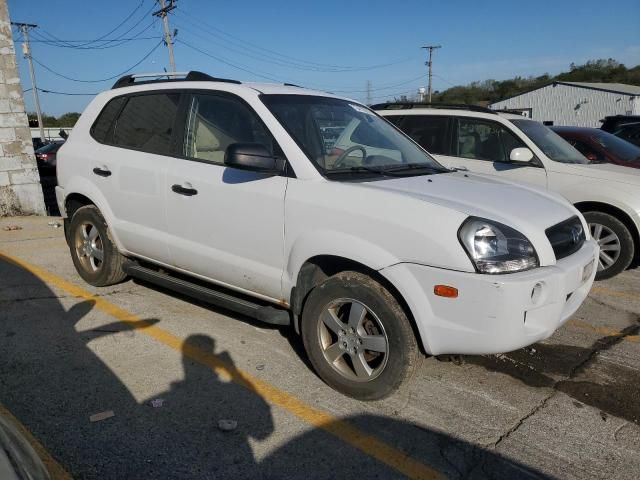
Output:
[{"xmin": 545, "ymin": 216, "xmax": 585, "ymax": 261}]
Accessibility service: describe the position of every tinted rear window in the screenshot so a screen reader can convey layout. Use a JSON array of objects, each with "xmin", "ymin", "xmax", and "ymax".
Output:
[
  {"xmin": 112, "ymin": 93, "xmax": 181, "ymax": 155},
  {"xmin": 91, "ymin": 97, "xmax": 126, "ymax": 143}
]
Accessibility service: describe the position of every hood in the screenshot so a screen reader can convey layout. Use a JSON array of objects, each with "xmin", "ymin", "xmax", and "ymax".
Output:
[
  {"xmin": 551, "ymin": 162, "xmax": 640, "ymax": 186},
  {"xmin": 357, "ymin": 172, "xmax": 579, "ymax": 264}
]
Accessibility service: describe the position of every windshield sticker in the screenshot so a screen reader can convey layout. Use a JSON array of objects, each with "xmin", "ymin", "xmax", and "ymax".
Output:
[{"xmin": 349, "ymin": 104, "xmax": 374, "ymax": 115}]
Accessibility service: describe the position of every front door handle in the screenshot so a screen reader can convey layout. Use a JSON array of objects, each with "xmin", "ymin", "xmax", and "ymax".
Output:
[
  {"xmin": 171, "ymin": 184, "xmax": 198, "ymax": 196},
  {"xmin": 93, "ymin": 167, "xmax": 112, "ymax": 177}
]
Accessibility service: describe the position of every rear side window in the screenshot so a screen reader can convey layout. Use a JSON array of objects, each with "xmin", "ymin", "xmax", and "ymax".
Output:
[
  {"xmin": 90, "ymin": 97, "xmax": 126, "ymax": 143},
  {"xmin": 399, "ymin": 116, "xmax": 449, "ymax": 155},
  {"xmin": 112, "ymin": 93, "xmax": 181, "ymax": 155}
]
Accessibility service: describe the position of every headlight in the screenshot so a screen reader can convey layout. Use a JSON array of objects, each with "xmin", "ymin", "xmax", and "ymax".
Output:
[{"xmin": 458, "ymin": 217, "xmax": 539, "ymax": 274}]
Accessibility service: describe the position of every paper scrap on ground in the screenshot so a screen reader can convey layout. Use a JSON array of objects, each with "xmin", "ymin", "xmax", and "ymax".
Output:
[{"xmin": 90, "ymin": 410, "xmax": 115, "ymax": 422}]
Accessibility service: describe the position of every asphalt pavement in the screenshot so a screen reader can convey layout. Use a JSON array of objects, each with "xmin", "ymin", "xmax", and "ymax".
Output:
[{"xmin": 1, "ymin": 216, "xmax": 639, "ymax": 480}]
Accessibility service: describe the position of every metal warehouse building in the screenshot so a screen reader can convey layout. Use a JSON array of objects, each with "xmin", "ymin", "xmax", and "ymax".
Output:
[{"xmin": 489, "ymin": 81, "xmax": 640, "ymax": 127}]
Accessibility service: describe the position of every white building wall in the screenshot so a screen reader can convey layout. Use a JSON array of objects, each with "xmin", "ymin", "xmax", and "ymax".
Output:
[{"xmin": 490, "ymin": 83, "xmax": 638, "ymax": 127}]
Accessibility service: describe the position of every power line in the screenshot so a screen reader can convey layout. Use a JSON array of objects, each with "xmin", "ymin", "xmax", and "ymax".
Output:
[
  {"xmin": 30, "ymin": 40, "xmax": 163, "ymax": 83},
  {"xmin": 35, "ymin": 88, "xmax": 99, "ymax": 96},
  {"xmin": 25, "ymin": 35, "xmax": 158, "ymax": 44},
  {"xmin": 174, "ymin": 9, "xmax": 417, "ymax": 72},
  {"xmin": 177, "ymin": 39, "xmax": 284, "ymax": 82}
]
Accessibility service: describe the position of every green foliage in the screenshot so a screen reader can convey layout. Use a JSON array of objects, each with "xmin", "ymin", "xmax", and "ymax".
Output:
[
  {"xmin": 394, "ymin": 59, "xmax": 640, "ymax": 105},
  {"xmin": 26, "ymin": 111, "xmax": 81, "ymax": 128}
]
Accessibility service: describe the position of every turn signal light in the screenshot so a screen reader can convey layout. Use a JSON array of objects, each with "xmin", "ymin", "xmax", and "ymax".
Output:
[{"xmin": 434, "ymin": 285, "xmax": 458, "ymax": 298}]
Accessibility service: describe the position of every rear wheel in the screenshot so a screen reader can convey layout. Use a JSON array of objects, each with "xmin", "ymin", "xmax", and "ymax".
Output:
[
  {"xmin": 584, "ymin": 211, "xmax": 634, "ymax": 280},
  {"xmin": 301, "ymin": 271, "xmax": 420, "ymax": 400},
  {"xmin": 69, "ymin": 205, "xmax": 127, "ymax": 286}
]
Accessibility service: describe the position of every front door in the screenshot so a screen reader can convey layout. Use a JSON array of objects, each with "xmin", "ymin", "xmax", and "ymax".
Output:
[
  {"xmin": 437, "ymin": 116, "xmax": 547, "ymax": 188},
  {"xmin": 165, "ymin": 91, "xmax": 287, "ymax": 300}
]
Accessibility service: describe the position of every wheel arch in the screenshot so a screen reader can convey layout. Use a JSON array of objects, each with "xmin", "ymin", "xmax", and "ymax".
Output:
[
  {"xmin": 290, "ymin": 255, "xmax": 426, "ymax": 354},
  {"xmin": 574, "ymin": 201, "xmax": 639, "ymax": 259}
]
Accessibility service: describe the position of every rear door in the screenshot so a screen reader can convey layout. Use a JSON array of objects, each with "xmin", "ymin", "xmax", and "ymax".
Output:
[
  {"xmin": 89, "ymin": 91, "xmax": 181, "ymax": 262},
  {"xmin": 441, "ymin": 116, "xmax": 547, "ymax": 188},
  {"xmin": 164, "ymin": 91, "xmax": 288, "ymax": 300}
]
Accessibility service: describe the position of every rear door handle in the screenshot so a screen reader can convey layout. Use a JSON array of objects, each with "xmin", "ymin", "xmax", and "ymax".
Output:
[
  {"xmin": 171, "ymin": 184, "xmax": 198, "ymax": 196},
  {"xmin": 93, "ymin": 167, "xmax": 112, "ymax": 177}
]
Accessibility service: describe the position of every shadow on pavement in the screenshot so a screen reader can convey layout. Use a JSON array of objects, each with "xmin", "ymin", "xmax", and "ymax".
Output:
[{"xmin": 0, "ymin": 254, "xmax": 551, "ymax": 479}]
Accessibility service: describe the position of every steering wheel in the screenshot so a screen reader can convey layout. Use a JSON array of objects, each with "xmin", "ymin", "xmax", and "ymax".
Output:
[{"xmin": 333, "ymin": 145, "xmax": 367, "ymax": 169}]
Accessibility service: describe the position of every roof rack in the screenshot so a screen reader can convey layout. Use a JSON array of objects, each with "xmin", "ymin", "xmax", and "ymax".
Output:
[
  {"xmin": 111, "ymin": 70, "xmax": 241, "ymax": 89},
  {"xmin": 370, "ymin": 102, "xmax": 496, "ymax": 114}
]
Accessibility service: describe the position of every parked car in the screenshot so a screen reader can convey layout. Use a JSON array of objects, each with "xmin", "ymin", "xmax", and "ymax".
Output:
[
  {"xmin": 56, "ymin": 72, "xmax": 598, "ymax": 400},
  {"xmin": 551, "ymin": 126, "xmax": 640, "ymax": 169},
  {"xmin": 600, "ymin": 115, "xmax": 640, "ymax": 147},
  {"xmin": 35, "ymin": 141, "xmax": 64, "ymax": 173},
  {"xmin": 376, "ymin": 103, "xmax": 640, "ymax": 280}
]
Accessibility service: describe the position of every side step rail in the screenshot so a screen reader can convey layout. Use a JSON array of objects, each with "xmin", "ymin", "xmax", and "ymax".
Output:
[{"xmin": 123, "ymin": 261, "xmax": 290, "ymax": 326}]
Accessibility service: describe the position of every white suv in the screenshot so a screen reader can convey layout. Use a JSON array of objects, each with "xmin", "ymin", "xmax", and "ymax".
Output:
[
  {"xmin": 56, "ymin": 72, "xmax": 598, "ymax": 400},
  {"xmin": 376, "ymin": 103, "xmax": 640, "ymax": 280}
]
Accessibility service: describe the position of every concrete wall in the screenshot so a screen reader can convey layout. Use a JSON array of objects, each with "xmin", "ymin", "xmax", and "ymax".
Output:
[
  {"xmin": 490, "ymin": 83, "xmax": 639, "ymax": 127},
  {"xmin": 0, "ymin": 0, "xmax": 45, "ymax": 216}
]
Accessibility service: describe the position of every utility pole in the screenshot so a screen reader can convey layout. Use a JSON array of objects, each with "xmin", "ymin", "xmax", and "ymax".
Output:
[
  {"xmin": 421, "ymin": 45, "xmax": 441, "ymax": 103},
  {"xmin": 366, "ymin": 80, "xmax": 372, "ymax": 106},
  {"xmin": 12, "ymin": 22, "xmax": 45, "ymax": 141},
  {"xmin": 153, "ymin": 0, "xmax": 177, "ymax": 72}
]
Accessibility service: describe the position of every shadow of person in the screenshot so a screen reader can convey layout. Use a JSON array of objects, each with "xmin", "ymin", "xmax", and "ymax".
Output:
[
  {"xmin": 138, "ymin": 334, "xmax": 274, "ymax": 479},
  {"xmin": 0, "ymin": 254, "xmax": 158, "ymax": 478},
  {"xmin": 259, "ymin": 413, "xmax": 550, "ymax": 480}
]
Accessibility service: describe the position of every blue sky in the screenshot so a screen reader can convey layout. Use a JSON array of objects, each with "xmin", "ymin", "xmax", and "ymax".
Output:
[{"xmin": 8, "ymin": 0, "xmax": 640, "ymax": 115}]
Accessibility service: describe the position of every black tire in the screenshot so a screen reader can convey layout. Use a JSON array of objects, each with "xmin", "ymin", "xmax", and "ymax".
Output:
[
  {"xmin": 583, "ymin": 211, "xmax": 634, "ymax": 281},
  {"xmin": 68, "ymin": 205, "xmax": 127, "ymax": 286},
  {"xmin": 301, "ymin": 271, "xmax": 420, "ymax": 400}
]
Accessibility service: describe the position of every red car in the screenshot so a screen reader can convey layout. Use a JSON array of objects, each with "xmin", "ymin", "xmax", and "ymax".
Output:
[
  {"xmin": 551, "ymin": 126, "xmax": 640, "ymax": 169},
  {"xmin": 34, "ymin": 141, "xmax": 64, "ymax": 173}
]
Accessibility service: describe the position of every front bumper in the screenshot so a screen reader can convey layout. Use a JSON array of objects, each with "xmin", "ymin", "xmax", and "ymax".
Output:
[{"xmin": 380, "ymin": 239, "xmax": 599, "ymax": 355}]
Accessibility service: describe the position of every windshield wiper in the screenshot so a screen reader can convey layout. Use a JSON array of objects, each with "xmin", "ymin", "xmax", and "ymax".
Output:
[
  {"xmin": 384, "ymin": 163, "xmax": 450, "ymax": 174},
  {"xmin": 326, "ymin": 166, "xmax": 405, "ymax": 177}
]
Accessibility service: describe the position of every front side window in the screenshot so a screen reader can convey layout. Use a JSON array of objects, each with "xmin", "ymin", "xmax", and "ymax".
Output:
[
  {"xmin": 455, "ymin": 118, "xmax": 525, "ymax": 162},
  {"xmin": 261, "ymin": 94, "xmax": 446, "ymax": 178},
  {"xmin": 112, "ymin": 93, "xmax": 180, "ymax": 155},
  {"xmin": 511, "ymin": 119, "xmax": 588, "ymax": 164},
  {"xmin": 400, "ymin": 115, "xmax": 449, "ymax": 155},
  {"xmin": 183, "ymin": 94, "xmax": 277, "ymax": 165}
]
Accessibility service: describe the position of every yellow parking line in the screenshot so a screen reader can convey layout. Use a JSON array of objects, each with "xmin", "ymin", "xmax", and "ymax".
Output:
[
  {"xmin": 591, "ymin": 286, "xmax": 637, "ymax": 300},
  {"xmin": 0, "ymin": 252, "xmax": 444, "ymax": 480},
  {"xmin": 567, "ymin": 319, "xmax": 640, "ymax": 343},
  {"xmin": 0, "ymin": 402, "xmax": 73, "ymax": 480}
]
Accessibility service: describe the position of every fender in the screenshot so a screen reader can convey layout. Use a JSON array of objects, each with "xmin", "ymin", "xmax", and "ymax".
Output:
[
  {"xmin": 283, "ymin": 229, "xmax": 400, "ymax": 302},
  {"xmin": 59, "ymin": 175, "xmax": 127, "ymax": 253}
]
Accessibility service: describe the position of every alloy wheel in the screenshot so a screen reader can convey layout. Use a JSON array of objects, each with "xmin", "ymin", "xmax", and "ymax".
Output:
[
  {"xmin": 74, "ymin": 221, "xmax": 104, "ymax": 273},
  {"xmin": 317, "ymin": 298, "xmax": 389, "ymax": 382},
  {"xmin": 590, "ymin": 222, "xmax": 621, "ymax": 272}
]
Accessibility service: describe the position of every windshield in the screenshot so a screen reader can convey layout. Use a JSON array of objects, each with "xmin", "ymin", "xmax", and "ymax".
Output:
[
  {"xmin": 511, "ymin": 119, "xmax": 588, "ymax": 164},
  {"xmin": 261, "ymin": 94, "xmax": 447, "ymax": 177},
  {"xmin": 592, "ymin": 130, "xmax": 640, "ymax": 162}
]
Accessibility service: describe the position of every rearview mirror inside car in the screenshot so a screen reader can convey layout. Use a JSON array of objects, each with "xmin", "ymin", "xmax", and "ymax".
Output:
[
  {"xmin": 509, "ymin": 147, "xmax": 534, "ymax": 163},
  {"xmin": 225, "ymin": 143, "xmax": 284, "ymax": 174}
]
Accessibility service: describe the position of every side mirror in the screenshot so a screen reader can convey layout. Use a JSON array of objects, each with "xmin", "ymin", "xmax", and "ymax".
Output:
[
  {"xmin": 509, "ymin": 147, "xmax": 534, "ymax": 163},
  {"xmin": 225, "ymin": 143, "xmax": 284, "ymax": 174}
]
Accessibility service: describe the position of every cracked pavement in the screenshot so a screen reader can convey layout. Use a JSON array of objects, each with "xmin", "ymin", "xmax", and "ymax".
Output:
[{"xmin": 1, "ymin": 216, "xmax": 639, "ymax": 480}]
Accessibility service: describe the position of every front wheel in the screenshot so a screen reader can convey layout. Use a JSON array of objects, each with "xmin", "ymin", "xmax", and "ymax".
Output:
[
  {"xmin": 301, "ymin": 271, "xmax": 420, "ymax": 400},
  {"xmin": 584, "ymin": 211, "xmax": 634, "ymax": 281}
]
